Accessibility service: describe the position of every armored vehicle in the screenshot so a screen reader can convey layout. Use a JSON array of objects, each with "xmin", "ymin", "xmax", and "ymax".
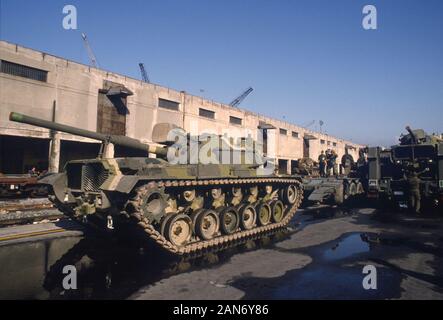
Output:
[
  {"xmin": 367, "ymin": 126, "xmax": 443, "ymax": 211},
  {"xmin": 9, "ymin": 112, "xmax": 303, "ymax": 255}
]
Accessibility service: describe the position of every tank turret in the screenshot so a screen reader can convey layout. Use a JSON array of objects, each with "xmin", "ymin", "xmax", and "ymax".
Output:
[
  {"xmin": 405, "ymin": 126, "xmax": 418, "ymax": 144},
  {"xmin": 399, "ymin": 126, "xmax": 442, "ymax": 146}
]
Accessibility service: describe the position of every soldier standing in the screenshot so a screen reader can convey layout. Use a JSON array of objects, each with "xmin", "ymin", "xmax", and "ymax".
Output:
[
  {"xmin": 405, "ymin": 167, "xmax": 429, "ymax": 214},
  {"xmin": 331, "ymin": 150, "xmax": 338, "ymax": 176},
  {"xmin": 325, "ymin": 150, "xmax": 331, "ymax": 176},
  {"xmin": 318, "ymin": 151, "xmax": 327, "ymax": 177},
  {"xmin": 341, "ymin": 148, "xmax": 354, "ymax": 176}
]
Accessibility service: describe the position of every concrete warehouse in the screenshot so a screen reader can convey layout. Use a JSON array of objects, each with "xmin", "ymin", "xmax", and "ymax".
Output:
[{"xmin": 0, "ymin": 40, "xmax": 363, "ymax": 174}]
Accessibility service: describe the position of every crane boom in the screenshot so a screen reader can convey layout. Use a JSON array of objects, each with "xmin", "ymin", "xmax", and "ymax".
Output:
[
  {"xmin": 304, "ymin": 120, "xmax": 315, "ymax": 128},
  {"xmin": 81, "ymin": 33, "xmax": 98, "ymax": 68},
  {"xmin": 139, "ymin": 63, "xmax": 150, "ymax": 83},
  {"xmin": 229, "ymin": 87, "xmax": 253, "ymax": 107}
]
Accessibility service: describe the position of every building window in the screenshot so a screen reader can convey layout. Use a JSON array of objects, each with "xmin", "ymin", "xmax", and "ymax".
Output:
[
  {"xmin": 158, "ymin": 98, "xmax": 179, "ymax": 111},
  {"xmin": 229, "ymin": 116, "xmax": 242, "ymax": 126},
  {"xmin": 292, "ymin": 131, "xmax": 299, "ymax": 138},
  {"xmin": 333, "ymin": 142, "xmax": 337, "ymax": 147},
  {"xmin": 327, "ymin": 141, "xmax": 331, "ymax": 146},
  {"xmin": 280, "ymin": 128, "xmax": 287, "ymax": 135},
  {"xmin": 0, "ymin": 60, "xmax": 47, "ymax": 82},
  {"xmin": 199, "ymin": 108, "xmax": 215, "ymax": 119},
  {"xmin": 320, "ymin": 139, "xmax": 325, "ymax": 145}
]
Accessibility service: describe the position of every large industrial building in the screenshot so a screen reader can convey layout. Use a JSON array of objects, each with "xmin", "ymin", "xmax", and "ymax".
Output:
[{"xmin": 0, "ymin": 40, "xmax": 363, "ymax": 174}]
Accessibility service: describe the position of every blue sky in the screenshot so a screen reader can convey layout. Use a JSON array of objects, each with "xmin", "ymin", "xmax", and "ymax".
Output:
[{"xmin": 1, "ymin": 0, "xmax": 442, "ymax": 146}]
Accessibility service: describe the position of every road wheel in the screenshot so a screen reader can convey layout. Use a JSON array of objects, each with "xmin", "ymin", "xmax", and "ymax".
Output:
[
  {"xmin": 270, "ymin": 200, "xmax": 285, "ymax": 223},
  {"xmin": 195, "ymin": 209, "xmax": 219, "ymax": 240},
  {"xmin": 282, "ymin": 185, "xmax": 298, "ymax": 205},
  {"xmin": 219, "ymin": 207, "xmax": 240, "ymax": 235},
  {"xmin": 256, "ymin": 202, "xmax": 271, "ymax": 226},
  {"xmin": 160, "ymin": 213, "xmax": 175, "ymax": 237},
  {"xmin": 238, "ymin": 204, "xmax": 256, "ymax": 230},
  {"xmin": 165, "ymin": 213, "xmax": 192, "ymax": 246}
]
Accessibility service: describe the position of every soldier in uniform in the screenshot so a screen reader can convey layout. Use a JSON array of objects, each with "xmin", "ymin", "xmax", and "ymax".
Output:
[
  {"xmin": 331, "ymin": 150, "xmax": 338, "ymax": 176},
  {"xmin": 318, "ymin": 151, "xmax": 327, "ymax": 177},
  {"xmin": 341, "ymin": 148, "xmax": 354, "ymax": 176},
  {"xmin": 405, "ymin": 167, "xmax": 429, "ymax": 214},
  {"xmin": 325, "ymin": 149, "xmax": 332, "ymax": 176}
]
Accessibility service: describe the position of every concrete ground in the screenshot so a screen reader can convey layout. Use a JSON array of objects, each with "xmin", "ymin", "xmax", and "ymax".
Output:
[
  {"xmin": 131, "ymin": 207, "xmax": 443, "ymax": 300},
  {"xmin": 0, "ymin": 206, "xmax": 442, "ymax": 299}
]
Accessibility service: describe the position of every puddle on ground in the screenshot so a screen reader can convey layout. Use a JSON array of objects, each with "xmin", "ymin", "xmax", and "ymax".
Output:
[
  {"xmin": 322, "ymin": 233, "xmax": 370, "ymax": 261},
  {"xmin": 0, "ymin": 228, "xmax": 291, "ymax": 299},
  {"xmin": 231, "ymin": 232, "xmax": 404, "ymax": 299}
]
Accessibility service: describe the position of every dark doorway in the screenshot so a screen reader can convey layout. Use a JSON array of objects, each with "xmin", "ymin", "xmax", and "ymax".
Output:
[
  {"xmin": 59, "ymin": 140, "xmax": 101, "ymax": 170},
  {"xmin": 291, "ymin": 160, "xmax": 298, "ymax": 174},
  {"xmin": 278, "ymin": 159, "xmax": 288, "ymax": 174},
  {"xmin": 0, "ymin": 135, "xmax": 49, "ymax": 174}
]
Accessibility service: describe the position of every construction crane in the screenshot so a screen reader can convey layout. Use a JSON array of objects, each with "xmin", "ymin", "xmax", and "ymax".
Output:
[
  {"xmin": 81, "ymin": 33, "xmax": 98, "ymax": 68},
  {"xmin": 138, "ymin": 63, "xmax": 150, "ymax": 83},
  {"xmin": 303, "ymin": 120, "xmax": 316, "ymax": 128},
  {"xmin": 229, "ymin": 87, "xmax": 253, "ymax": 107}
]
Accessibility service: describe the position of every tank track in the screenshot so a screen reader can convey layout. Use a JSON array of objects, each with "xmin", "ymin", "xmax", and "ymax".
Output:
[{"xmin": 128, "ymin": 177, "xmax": 303, "ymax": 257}]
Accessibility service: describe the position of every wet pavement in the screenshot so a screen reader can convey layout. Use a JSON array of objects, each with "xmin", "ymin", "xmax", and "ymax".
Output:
[{"xmin": 0, "ymin": 206, "xmax": 442, "ymax": 299}]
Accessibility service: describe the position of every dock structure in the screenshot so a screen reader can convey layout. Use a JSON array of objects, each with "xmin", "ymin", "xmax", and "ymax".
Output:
[{"xmin": 0, "ymin": 41, "xmax": 363, "ymax": 175}]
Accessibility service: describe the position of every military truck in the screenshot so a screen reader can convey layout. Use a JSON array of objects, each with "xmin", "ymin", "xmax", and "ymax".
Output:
[
  {"xmin": 367, "ymin": 126, "xmax": 443, "ymax": 211},
  {"xmin": 9, "ymin": 112, "xmax": 303, "ymax": 255}
]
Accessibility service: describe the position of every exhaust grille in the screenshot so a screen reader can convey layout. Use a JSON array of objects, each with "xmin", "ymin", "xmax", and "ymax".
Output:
[{"xmin": 81, "ymin": 163, "xmax": 109, "ymax": 192}]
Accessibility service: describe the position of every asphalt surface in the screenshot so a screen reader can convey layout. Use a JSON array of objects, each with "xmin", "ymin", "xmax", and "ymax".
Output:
[{"xmin": 0, "ymin": 206, "xmax": 442, "ymax": 299}]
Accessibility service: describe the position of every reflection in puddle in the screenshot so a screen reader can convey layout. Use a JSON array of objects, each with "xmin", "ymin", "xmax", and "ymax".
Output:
[
  {"xmin": 0, "ymin": 229, "xmax": 291, "ymax": 299},
  {"xmin": 234, "ymin": 232, "xmax": 404, "ymax": 299},
  {"xmin": 323, "ymin": 233, "xmax": 370, "ymax": 261},
  {"xmin": 304, "ymin": 206, "xmax": 355, "ymax": 221}
]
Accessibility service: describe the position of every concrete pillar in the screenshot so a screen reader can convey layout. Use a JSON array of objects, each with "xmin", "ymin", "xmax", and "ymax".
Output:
[
  {"xmin": 48, "ymin": 133, "xmax": 61, "ymax": 173},
  {"xmin": 48, "ymin": 101, "xmax": 60, "ymax": 173}
]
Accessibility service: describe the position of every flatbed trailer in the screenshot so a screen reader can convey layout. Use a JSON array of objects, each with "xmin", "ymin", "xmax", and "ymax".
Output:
[
  {"xmin": 0, "ymin": 173, "xmax": 48, "ymax": 198},
  {"xmin": 301, "ymin": 176, "xmax": 365, "ymax": 206}
]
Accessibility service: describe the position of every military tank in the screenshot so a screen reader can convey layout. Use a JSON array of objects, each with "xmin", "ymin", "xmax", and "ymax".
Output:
[{"xmin": 9, "ymin": 112, "xmax": 303, "ymax": 255}]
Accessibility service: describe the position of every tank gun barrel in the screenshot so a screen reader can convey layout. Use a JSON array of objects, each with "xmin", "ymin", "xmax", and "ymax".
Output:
[
  {"xmin": 9, "ymin": 112, "xmax": 168, "ymax": 157},
  {"xmin": 405, "ymin": 126, "xmax": 418, "ymax": 144}
]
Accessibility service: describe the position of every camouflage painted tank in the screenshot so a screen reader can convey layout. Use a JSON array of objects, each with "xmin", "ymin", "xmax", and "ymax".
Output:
[{"xmin": 9, "ymin": 112, "xmax": 303, "ymax": 256}]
